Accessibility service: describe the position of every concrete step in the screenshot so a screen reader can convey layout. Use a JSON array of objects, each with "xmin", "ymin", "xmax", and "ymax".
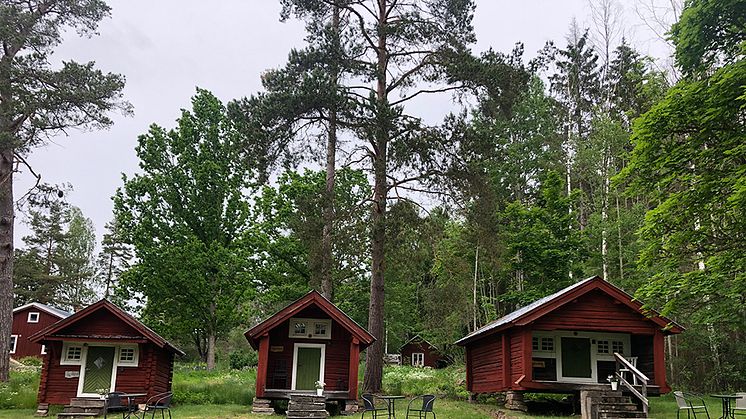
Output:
[
  {"xmin": 69, "ymin": 398, "xmax": 106, "ymax": 408},
  {"xmin": 599, "ymin": 396, "xmax": 634, "ymax": 404}
]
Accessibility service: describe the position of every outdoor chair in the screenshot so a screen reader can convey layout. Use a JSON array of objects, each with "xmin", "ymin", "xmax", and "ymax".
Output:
[
  {"xmin": 143, "ymin": 391, "xmax": 173, "ymax": 419},
  {"xmin": 734, "ymin": 393, "xmax": 746, "ymax": 416},
  {"xmin": 406, "ymin": 394, "xmax": 436, "ymax": 419},
  {"xmin": 104, "ymin": 392, "xmax": 137, "ymax": 419},
  {"xmin": 360, "ymin": 393, "xmax": 389, "ymax": 419},
  {"xmin": 674, "ymin": 391, "xmax": 710, "ymax": 419}
]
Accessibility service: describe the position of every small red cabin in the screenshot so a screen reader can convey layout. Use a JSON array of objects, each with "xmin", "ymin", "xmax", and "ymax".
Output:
[
  {"xmin": 29, "ymin": 299, "xmax": 184, "ymax": 407},
  {"xmin": 11, "ymin": 303, "xmax": 70, "ymax": 359},
  {"xmin": 400, "ymin": 335, "xmax": 448, "ymax": 368},
  {"xmin": 457, "ymin": 276, "xmax": 683, "ymax": 396},
  {"xmin": 245, "ymin": 290, "xmax": 375, "ymax": 404}
]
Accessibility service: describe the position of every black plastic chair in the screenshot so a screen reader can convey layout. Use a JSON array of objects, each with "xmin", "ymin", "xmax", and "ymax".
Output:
[
  {"xmin": 674, "ymin": 391, "xmax": 710, "ymax": 419},
  {"xmin": 361, "ymin": 393, "xmax": 390, "ymax": 419},
  {"xmin": 104, "ymin": 392, "xmax": 137, "ymax": 419},
  {"xmin": 406, "ymin": 394, "xmax": 436, "ymax": 419},
  {"xmin": 143, "ymin": 391, "xmax": 172, "ymax": 419}
]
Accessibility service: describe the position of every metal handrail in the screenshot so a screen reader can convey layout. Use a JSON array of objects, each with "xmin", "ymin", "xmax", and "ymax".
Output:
[{"xmin": 614, "ymin": 352, "xmax": 648, "ymax": 415}]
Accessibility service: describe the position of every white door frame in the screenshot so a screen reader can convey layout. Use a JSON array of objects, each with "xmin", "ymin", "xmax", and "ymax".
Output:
[
  {"xmin": 290, "ymin": 343, "xmax": 326, "ymax": 391},
  {"xmin": 77, "ymin": 344, "xmax": 119, "ymax": 397}
]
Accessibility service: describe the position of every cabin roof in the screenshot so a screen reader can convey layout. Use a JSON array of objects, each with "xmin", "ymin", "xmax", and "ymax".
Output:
[
  {"xmin": 13, "ymin": 302, "xmax": 71, "ymax": 319},
  {"xmin": 399, "ymin": 334, "xmax": 438, "ymax": 351},
  {"xmin": 245, "ymin": 290, "xmax": 375, "ymax": 350},
  {"xmin": 28, "ymin": 299, "xmax": 185, "ymax": 356},
  {"xmin": 455, "ymin": 276, "xmax": 684, "ymax": 346}
]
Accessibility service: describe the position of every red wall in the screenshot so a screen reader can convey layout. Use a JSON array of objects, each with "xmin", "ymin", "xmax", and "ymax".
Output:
[
  {"xmin": 264, "ymin": 306, "xmax": 352, "ymax": 392},
  {"xmin": 464, "ymin": 290, "xmax": 668, "ymax": 394},
  {"xmin": 12, "ymin": 307, "xmax": 63, "ymax": 359},
  {"xmin": 532, "ymin": 290, "xmax": 659, "ymax": 334},
  {"xmin": 400, "ymin": 341, "xmax": 443, "ymax": 368},
  {"xmin": 38, "ymin": 341, "xmax": 174, "ymax": 405}
]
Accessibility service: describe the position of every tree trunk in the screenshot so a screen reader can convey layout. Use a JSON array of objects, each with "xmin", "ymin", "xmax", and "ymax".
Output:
[
  {"xmin": 363, "ymin": 0, "xmax": 388, "ymax": 393},
  {"xmin": 601, "ymin": 147, "xmax": 609, "ymax": 281},
  {"xmin": 206, "ymin": 331, "xmax": 216, "ymax": 371},
  {"xmin": 320, "ymin": 6, "xmax": 340, "ymax": 302},
  {"xmin": 0, "ymin": 149, "xmax": 13, "ymax": 382}
]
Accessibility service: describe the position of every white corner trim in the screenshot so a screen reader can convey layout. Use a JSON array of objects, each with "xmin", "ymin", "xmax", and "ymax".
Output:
[{"xmin": 290, "ymin": 342, "xmax": 326, "ymax": 391}]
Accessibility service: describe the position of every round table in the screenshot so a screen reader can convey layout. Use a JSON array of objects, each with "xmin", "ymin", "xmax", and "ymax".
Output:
[
  {"xmin": 378, "ymin": 395, "xmax": 406, "ymax": 418},
  {"xmin": 711, "ymin": 394, "xmax": 742, "ymax": 419}
]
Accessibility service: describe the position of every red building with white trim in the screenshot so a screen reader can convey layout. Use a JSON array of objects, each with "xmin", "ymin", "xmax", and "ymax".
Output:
[
  {"xmin": 456, "ymin": 276, "xmax": 683, "ymax": 396},
  {"xmin": 11, "ymin": 303, "xmax": 70, "ymax": 359}
]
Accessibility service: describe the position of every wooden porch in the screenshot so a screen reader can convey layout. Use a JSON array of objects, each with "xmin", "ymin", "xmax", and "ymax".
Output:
[{"xmin": 262, "ymin": 389, "xmax": 352, "ymax": 400}]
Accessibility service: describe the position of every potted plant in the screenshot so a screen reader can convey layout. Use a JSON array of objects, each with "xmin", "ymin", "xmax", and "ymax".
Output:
[
  {"xmin": 607, "ymin": 374, "xmax": 619, "ymax": 391},
  {"xmin": 315, "ymin": 381, "xmax": 326, "ymax": 396}
]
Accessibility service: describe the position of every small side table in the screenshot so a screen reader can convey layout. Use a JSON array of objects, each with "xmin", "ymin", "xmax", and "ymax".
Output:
[
  {"xmin": 711, "ymin": 394, "xmax": 742, "ymax": 419},
  {"xmin": 378, "ymin": 395, "xmax": 405, "ymax": 418}
]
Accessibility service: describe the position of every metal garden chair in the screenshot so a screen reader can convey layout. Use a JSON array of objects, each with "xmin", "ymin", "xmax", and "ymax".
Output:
[
  {"xmin": 143, "ymin": 391, "xmax": 172, "ymax": 419},
  {"xmin": 734, "ymin": 393, "xmax": 746, "ymax": 416},
  {"xmin": 406, "ymin": 394, "xmax": 436, "ymax": 419},
  {"xmin": 360, "ymin": 393, "xmax": 390, "ymax": 418},
  {"xmin": 674, "ymin": 391, "xmax": 710, "ymax": 419}
]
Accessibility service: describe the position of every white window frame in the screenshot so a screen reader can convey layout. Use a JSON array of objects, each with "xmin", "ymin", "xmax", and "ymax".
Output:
[
  {"xmin": 60, "ymin": 342, "xmax": 84, "ymax": 365},
  {"xmin": 411, "ymin": 352, "xmax": 425, "ymax": 367},
  {"xmin": 41, "ymin": 344, "xmax": 47, "ymax": 355},
  {"xmin": 531, "ymin": 331, "xmax": 631, "ymax": 384},
  {"xmin": 288, "ymin": 318, "xmax": 332, "ymax": 340},
  {"xmin": 27, "ymin": 312, "xmax": 39, "ymax": 323},
  {"xmin": 117, "ymin": 345, "xmax": 139, "ymax": 367},
  {"xmin": 10, "ymin": 335, "xmax": 18, "ymax": 354},
  {"xmin": 290, "ymin": 343, "xmax": 326, "ymax": 391}
]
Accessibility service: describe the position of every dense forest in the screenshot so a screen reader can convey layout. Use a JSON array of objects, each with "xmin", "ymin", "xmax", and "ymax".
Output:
[{"xmin": 3, "ymin": 0, "xmax": 745, "ymax": 394}]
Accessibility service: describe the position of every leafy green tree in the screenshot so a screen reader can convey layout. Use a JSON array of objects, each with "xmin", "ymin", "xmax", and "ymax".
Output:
[
  {"xmin": 57, "ymin": 206, "xmax": 97, "ymax": 309},
  {"xmin": 95, "ymin": 220, "xmax": 132, "ymax": 305},
  {"xmin": 115, "ymin": 89, "xmax": 252, "ymax": 370},
  {"xmin": 620, "ymin": 0, "xmax": 746, "ymax": 390},
  {"xmin": 0, "ymin": 0, "xmax": 129, "ymax": 380},
  {"xmin": 13, "ymin": 196, "xmax": 70, "ymax": 306}
]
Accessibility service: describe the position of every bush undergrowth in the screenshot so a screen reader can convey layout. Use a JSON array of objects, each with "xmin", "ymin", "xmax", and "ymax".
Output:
[
  {"xmin": 0, "ymin": 370, "xmax": 40, "ymax": 409},
  {"xmin": 172, "ymin": 363, "xmax": 256, "ymax": 405},
  {"xmin": 382, "ymin": 365, "xmax": 470, "ymax": 399}
]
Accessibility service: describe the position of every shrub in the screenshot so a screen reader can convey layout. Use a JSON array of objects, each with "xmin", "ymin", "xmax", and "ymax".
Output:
[
  {"xmin": 382, "ymin": 365, "xmax": 469, "ymax": 400},
  {"xmin": 229, "ymin": 349, "xmax": 258, "ymax": 370},
  {"xmin": 18, "ymin": 356, "xmax": 42, "ymax": 367},
  {"xmin": 0, "ymin": 370, "xmax": 40, "ymax": 409},
  {"xmin": 172, "ymin": 367, "xmax": 256, "ymax": 405}
]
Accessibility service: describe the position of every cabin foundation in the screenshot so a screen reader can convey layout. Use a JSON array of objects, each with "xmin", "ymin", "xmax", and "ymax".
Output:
[
  {"xmin": 505, "ymin": 391, "xmax": 527, "ymax": 411},
  {"xmin": 251, "ymin": 398, "xmax": 274, "ymax": 415},
  {"xmin": 341, "ymin": 399, "xmax": 359, "ymax": 415}
]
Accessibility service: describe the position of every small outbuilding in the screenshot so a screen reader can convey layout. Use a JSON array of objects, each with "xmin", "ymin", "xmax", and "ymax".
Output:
[
  {"xmin": 11, "ymin": 302, "xmax": 70, "ymax": 359},
  {"xmin": 29, "ymin": 299, "xmax": 184, "ymax": 410},
  {"xmin": 400, "ymin": 335, "xmax": 449, "ymax": 368},
  {"xmin": 245, "ymin": 290, "xmax": 375, "ymax": 409},
  {"xmin": 456, "ymin": 276, "xmax": 683, "ymax": 398}
]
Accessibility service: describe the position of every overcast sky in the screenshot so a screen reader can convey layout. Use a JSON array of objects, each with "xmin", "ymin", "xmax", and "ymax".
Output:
[{"xmin": 14, "ymin": 0, "xmax": 674, "ymax": 246}]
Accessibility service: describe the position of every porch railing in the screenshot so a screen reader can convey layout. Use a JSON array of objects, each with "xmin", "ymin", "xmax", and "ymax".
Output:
[{"xmin": 613, "ymin": 352, "xmax": 649, "ymax": 415}]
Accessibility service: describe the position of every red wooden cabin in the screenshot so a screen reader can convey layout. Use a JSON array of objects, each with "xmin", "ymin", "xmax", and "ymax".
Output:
[
  {"xmin": 11, "ymin": 303, "xmax": 70, "ymax": 359},
  {"xmin": 456, "ymin": 276, "xmax": 683, "ymax": 396},
  {"xmin": 400, "ymin": 335, "xmax": 448, "ymax": 368},
  {"xmin": 29, "ymin": 299, "xmax": 184, "ymax": 407},
  {"xmin": 245, "ymin": 290, "xmax": 375, "ymax": 404}
]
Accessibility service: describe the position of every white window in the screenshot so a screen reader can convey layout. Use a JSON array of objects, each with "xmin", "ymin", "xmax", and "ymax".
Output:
[
  {"xmin": 117, "ymin": 345, "xmax": 139, "ymax": 366},
  {"xmin": 10, "ymin": 335, "xmax": 18, "ymax": 354},
  {"xmin": 27, "ymin": 312, "xmax": 39, "ymax": 323},
  {"xmin": 532, "ymin": 336, "xmax": 555, "ymax": 353},
  {"xmin": 41, "ymin": 344, "xmax": 47, "ymax": 355},
  {"xmin": 412, "ymin": 352, "xmax": 425, "ymax": 367},
  {"xmin": 60, "ymin": 343, "xmax": 83, "ymax": 365},
  {"xmin": 289, "ymin": 318, "xmax": 332, "ymax": 339},
  {"xmin": 597, "ymin": 340, "xmax": 624, "ymax": 355},
  {"xmin": 597, "ymin": 340, "xmax": 610, "ymax": 354},
  {"xmin": 612, "ymin": 340, "xmax": 624, "ymax": 354}
]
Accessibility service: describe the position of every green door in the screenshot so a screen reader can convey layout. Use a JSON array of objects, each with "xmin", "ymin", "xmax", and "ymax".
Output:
[
  {"xmin": 295, "ymin": 347, "xmax": 322, "ymax": 390},
  {"xmin": 82, "ymin": 346, "xmax": 116, "ymax": 394},
  {"xmin": 561, "ymin": 337, "xmax": 592, "ymax": 379}
]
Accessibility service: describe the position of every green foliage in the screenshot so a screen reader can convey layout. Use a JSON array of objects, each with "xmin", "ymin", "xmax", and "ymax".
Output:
[
  {"xmin": 171, "ymin": 365, "xmax": 256, "ymax": 405},
  {"xmin": 228, "ymin": 350, "xmax": 258, "ymax": 370},
  {"xmin": 670, "ymin": 0, "xmax": 746, "ymax": 77},
  {"xmin": 115, "ymin": 89, "xmax": 255, "ymax": 367},
  {"xmin": 16, "ymin": 357, "xmax": 41, "ymax": 367},
  {"xmin": 0, "ymin": 371, "xmax": 39, "ymax": 409},
  {"xmin": 382, "ymin": 365, "xmax": 470, "ymax": 400}
]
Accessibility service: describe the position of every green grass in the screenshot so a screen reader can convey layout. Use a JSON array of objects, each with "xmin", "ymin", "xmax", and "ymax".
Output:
[
  {"xmin": 0, "ymin": 369, "xmax": 40, "ymax": 409},
  {"xmin": 172, "ymin": 364, "xmax": 256, "ymax": 405}
]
